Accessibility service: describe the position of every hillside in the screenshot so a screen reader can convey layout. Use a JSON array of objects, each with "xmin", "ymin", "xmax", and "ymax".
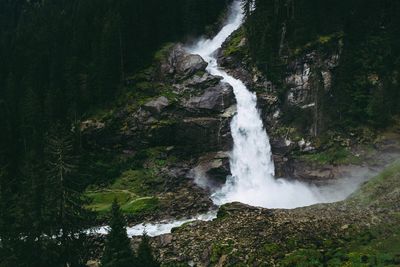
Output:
[{"xmin": 1, "ymin": 1, "xmax": 400, "ymax": 266}]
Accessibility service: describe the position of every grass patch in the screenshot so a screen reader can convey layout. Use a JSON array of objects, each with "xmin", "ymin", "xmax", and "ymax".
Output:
[
  {"xmin": 85, "ymin": 146, "xmax": 176, "ymax": 215},
  {"xmin": 121, "ymin": 197, "xmax": 159, "ymax": 214},
  {"xmin": 86, "ymin": 190, "xmax": 159, "ymax": 215},
  {"xmin": 86, "ymin": 190, "xmax": 134, "ymax": 214},
  {"xmin": 111, "ymin": 169, "xmax": 163, "ymax": 195}
]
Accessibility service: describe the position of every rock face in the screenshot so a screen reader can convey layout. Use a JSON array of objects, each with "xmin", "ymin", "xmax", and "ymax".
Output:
[
  {"xmin": 81, "ymin": 42, "xmax": 237, "ymax": 222},
  {"xmin": 160, "ymin": 44, "xmax": 208, "ymax": 80},
  {"xmin": 143, "ymin": 96, "xmax": 170, "ymax": 115},
  {"xmin": 188, "ymin": 151, "xmax": 231, "ymax": 188},
  {"xmin": 184, "ymin": 83, "xmax": 234, "ymax": 113},
  {"xmin": 176, "ymin": 54, "xmax": 208, "ymax": 77},
  {"xmin": 285, "ymin": 52, "xmax": 340, "ymax": 108}
]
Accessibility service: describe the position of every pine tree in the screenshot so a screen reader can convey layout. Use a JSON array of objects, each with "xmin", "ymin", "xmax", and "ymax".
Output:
[
  {"xmin": 44, "ymin": 127, "xmax": 92, "ymax": 266},
  {"xmin": 101, "ymin": 200, "xmax": 136, "ymax": 267},
  {"xmin": 137, "ymin": 233, "xmax": 160, "ymax": 267}
]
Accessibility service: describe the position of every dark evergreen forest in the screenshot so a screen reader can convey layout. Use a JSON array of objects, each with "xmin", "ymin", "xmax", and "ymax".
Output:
[
  {"xmin": 1, "ymin": 0, "xmax": 400, "ymax": 266},
  {"xmin": 0, "ymin": 0, "xmax": 229, "ymax": 266},
  {"xmin": 243, "ymin": 0, "xmax": 400, "ymax": 128}
]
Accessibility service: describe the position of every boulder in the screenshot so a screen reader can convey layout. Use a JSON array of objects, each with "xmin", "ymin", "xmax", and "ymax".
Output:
[
  {"xmin": 182, "ymin": 72, "xmax": 221, "ymax": 90},
  {"xmin": 189, "ymin": 151, "xmax": 231, "ymax": 188},
  {"xmin": 160, "ymin": 44, "xmax": 208, "ymax": 80},
  {"xmin": 176, "ymin": 54, "xmax": 208, "ymax": 77},
  {"xmin": 143, "ymin": 96, "xmax": 170, "ymax": 114},
  {"xmin": 183, "ymin": 82, "xmax": 235, "ymax": 113}
]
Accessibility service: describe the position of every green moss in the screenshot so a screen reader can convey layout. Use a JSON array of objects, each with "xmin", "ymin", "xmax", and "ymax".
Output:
[
  {"xmin": 223, "ymin": 28, "xmax": 246, "ymax": 57},
  {"xmin": 263, "ymin": 243, "xmax": 280, "ymax": 256},
  {"xmin": 153, "ymin": 42, "xmax": 175, "ymax": 62},
  {"xmin": 293, "ymin": 32, "xmax": 344, "ymax": 57},
  {"xmin": 299, "ymin": 147, "xmax": 361, "ymax": 165},
  {"xmin": 281, "ymin": 249, "xmax": 323, "ymax": 267},
  {"xmin": 348, "ymin": 160, "xmax": 400, "ymax": 206},
  {"xmin": 210, "ymin": 241, "xmax": 234, "ymax": 263}
]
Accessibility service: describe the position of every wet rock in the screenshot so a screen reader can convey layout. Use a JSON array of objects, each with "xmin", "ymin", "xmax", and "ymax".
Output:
[
  {"xmin": 144, "ymin": 96, "xmax": 170, "ymax": 115},
  {"xmin": 285, "ymin": 51, "xmax": 340, "ymax": 107},
  {"xmin": 176, "ymin": 54, "xmax": 208, "ymax": 77},
  {"xmin": 183, "ymin": 83, "xmax": 235, "ymax": 113},
  {"xmin": 160, "ymin": 44, "xmax": 208, "ymax": 80},
  {"xmin": 181, "ymin": 72, "xmax": 221, "ymax": 90},
  {"xmin": 189, "ymin": 151, "xmax": 231, "ymax": 188}
]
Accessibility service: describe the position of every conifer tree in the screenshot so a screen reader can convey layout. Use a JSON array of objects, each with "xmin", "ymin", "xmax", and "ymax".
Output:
[
  {"xmin": 101, "ymin": 200, "xmax": 136, "ymax": 267},
  {"xmin": 45, "ymin": 127, "xmax": 92, "ymax": 266},
  {"xmin": 137, "ymin": 233, "xmax": 160, "ymax": 267}
]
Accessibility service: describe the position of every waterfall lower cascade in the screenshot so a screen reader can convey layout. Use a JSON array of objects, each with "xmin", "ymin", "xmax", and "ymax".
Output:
[
  {"xmin": 94, "ymin": 1, "xmax": 371, "ymax": 237},
  {"xmin": 189, "ymin": 1, "xmax": 323, "ymax": 209}
]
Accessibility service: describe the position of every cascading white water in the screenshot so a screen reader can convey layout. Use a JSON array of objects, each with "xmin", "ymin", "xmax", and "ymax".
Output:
[
  {"xmin": 189, "ymin": 0, "xmax": 324, "ymax": 209},
  {"xmin": 94, "ymin": 211, "xmax": 217, "ymax": 237},
  {"xmin": 92, "ymin": 0, "xmax": 385, "ymax": 237}
]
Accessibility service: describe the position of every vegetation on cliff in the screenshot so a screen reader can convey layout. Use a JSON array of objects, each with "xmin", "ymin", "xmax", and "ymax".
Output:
[
  {"xmin": 242, "ymin": 0, "xmax": 400, "ymax": 129},
  {"xmin": 1, "ymin": 0, "xmax": 399, "ymax": 266},
  {"xmin": 0, "ymin": 1, "xmax": 229, "ymax": 266}
]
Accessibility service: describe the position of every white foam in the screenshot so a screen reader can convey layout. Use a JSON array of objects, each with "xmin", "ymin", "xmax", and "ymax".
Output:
[{"xmin": 93, "ymin": 211, "xmax": 217, "ymax": 237}]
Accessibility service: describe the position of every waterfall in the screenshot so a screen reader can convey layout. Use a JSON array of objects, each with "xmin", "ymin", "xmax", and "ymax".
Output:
[
  {"xmin": 189, "ymin": 1, "xmax": 323, "ymax": 209},
  {"xmin": 92, "ymin": 1, "xmax": 381, "ymax": 237}
]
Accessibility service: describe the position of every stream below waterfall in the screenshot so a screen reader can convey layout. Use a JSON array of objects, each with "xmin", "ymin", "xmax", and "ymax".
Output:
[{"xmin": 92, "ymin": 1, "xmax": 395, "ymax": 237}]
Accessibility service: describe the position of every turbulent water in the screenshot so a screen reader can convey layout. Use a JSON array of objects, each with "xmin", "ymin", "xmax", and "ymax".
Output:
[
  {"xmin": 94, "ymin": 1, "xmax": 380, "ymax": 237},
  {"xmin": 189, "ymin": 1, "xmax": 325, "ymax": 209},
  {"xmin": 96, "ymin": 211, "xmax": 217, "ymax": 237}
]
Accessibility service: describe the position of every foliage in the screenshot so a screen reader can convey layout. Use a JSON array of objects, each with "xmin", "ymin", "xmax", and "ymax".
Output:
[
  {"xmin": 210, "ymin": 240, "xmax": 234, "ymax": 264},
  {"xmin": 136, "ymin": 233, "xmax": 161, "ymax": 267},
  {"xmin": 223, "ymin": 28, "xmax": 246, "ymax": 57},
  {"xmin": 242, "ymin": 0, "xmax": 400, "ymax": 129},
  {"xmin": 299, "ymin": 147, "xmax": 360, "ymax": 165},
  {"xmin": 0, "ymin": 0, "xmax": 230, "ymax": 258},
  {"xmin": 85, "ymin": 146, "xmax": 174, "ymax": 216},
  {"xmin": 101, "ymin": 200, "xmax": 137, "ymax": 267}
]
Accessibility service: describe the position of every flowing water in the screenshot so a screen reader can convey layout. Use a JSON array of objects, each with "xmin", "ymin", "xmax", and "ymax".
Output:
[
  {"xmin": 95, "ymin": 211, "xmax": 217, "ymax": 237},
  {"xmin": 189, "ymin": 1, "xmax": 324, "ymax": 209},
  {"xmin": 93, "ymin": 0, "xmax": 386, "ymax": 237}
]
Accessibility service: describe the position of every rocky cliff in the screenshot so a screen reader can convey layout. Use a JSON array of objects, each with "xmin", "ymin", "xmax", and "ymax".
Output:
[{"xmin": 83, "ymin": 8, "xmax": 400, "ymax": 266}]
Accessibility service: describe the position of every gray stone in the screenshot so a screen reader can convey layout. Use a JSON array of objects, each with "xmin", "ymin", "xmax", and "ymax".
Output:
[
  {"xmin": 189, "ymin": 151, "xmax": 231, "ymax": 188},
  {"xmin": 183, "ymin": 72, "xmax": 221, "ymax": 90},
  {"xmin": 160, "ymin": 44, "xmax": 208, "ymax": 80},
  {"xmin": 176, "ymin": 54, "xmax": 208, "ymax": 77},
  {"xmin": 144, "ymin": 96, "xmax": 170, "ymax": 114},
  {"xmin": 184, "ymin": 82, "xmax": 235, "ymax": 113}
]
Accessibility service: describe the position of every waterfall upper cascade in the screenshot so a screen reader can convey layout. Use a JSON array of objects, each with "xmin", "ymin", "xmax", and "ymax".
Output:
[
  {"xmin": 94, "ymin": 1, "xmax": 373, "ymax": 237},
  {"xmin": 189, "ymin": 1, "xmax": 323, "ymax": 209}
]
